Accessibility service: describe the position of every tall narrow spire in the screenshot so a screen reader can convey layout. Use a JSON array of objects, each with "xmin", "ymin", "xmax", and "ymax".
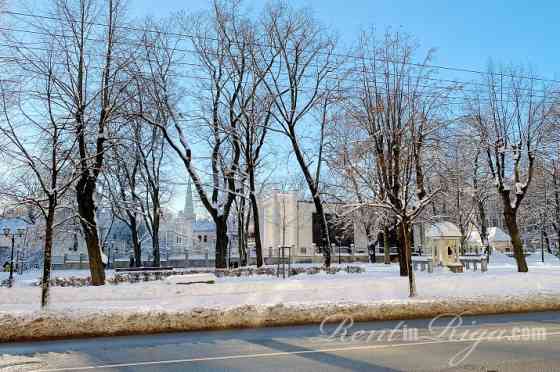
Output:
[{"xmin": 184, "ymin": 180, "xmax": 194, "ymax": 219}]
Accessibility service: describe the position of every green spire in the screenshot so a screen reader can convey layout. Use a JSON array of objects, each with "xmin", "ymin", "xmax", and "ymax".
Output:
[{"xmin": 184, "ymin": 180, "xmax": 194, "ymax": 218}]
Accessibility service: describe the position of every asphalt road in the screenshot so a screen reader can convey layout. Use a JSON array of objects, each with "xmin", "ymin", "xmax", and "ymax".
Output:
[{"xmin": 1, "ymin": 311, "xmax": 560, "ymax": 371}]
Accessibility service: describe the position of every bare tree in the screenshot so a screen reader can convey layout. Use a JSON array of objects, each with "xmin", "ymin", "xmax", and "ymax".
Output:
[
  {"xmin": 104, "ymin": 138, "xmax": 143, "ymax": 267},
  {"xmin": 471, "ymin": 66, "xmax": 555, "ymax": 272},
  {"xmin": 257, "ymin": 2, "xmax": 341, "ymax": 267},
  {"xmin": 0, "ymin": 58, "xmax": 76, "ymax": 307},
  {"xmin": 8, "ymin": 0, "xmax": 134, "ymax": 284},
  {"xmin": 325, "ymin": 117, "xmax": 393, "ymax": 264},
  {"xmin": 238, "ymin": 85, "xmax": 273, "ymax": 267},
  {"xmin": 441, "ymin": 139, "xmax": 479, "ymax": 254},
  {"xmin": 135, "ymin": 118, "xmax": 168, "ymax": 267},
  {"xmin": 134, "ymin": 2, "xmax": 273, "ymax": 268},
  {"xmin": 472, "ymin": 147, "xmax": 492, "ymax": 256},
  {"xmin": 233, "ymin": 177, "xmax": 249, "ymax": 266},
  {"xmin": 342, "ymin": 30, "xmax": 451, "ymax": 296}
]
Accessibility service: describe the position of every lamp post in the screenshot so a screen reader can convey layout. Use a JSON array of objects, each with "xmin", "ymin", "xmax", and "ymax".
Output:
[{"xmin": 3, "ymin": 227, "xmax": 26, "ymax": 288}]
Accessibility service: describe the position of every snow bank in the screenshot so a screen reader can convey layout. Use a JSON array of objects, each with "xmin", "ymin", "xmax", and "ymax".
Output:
[
  {"xmin": 0, "ymin": 354, "xmax": 45, "ymax": 371},
  {"xmin": 1, "ymin": 265, "xmax": 560, "ymax": 342},
  {"xmin": 1, "ymin": 295, "xmax": 560, "ymax": 342}
]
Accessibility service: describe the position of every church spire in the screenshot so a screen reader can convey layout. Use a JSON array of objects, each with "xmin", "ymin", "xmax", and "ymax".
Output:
[{"xmin": 184, "ymin": 180, "xmax": 194, "ymax": 219}]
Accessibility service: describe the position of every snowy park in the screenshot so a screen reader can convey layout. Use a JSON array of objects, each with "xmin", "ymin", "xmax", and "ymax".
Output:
[
  {"xmin": 0, "ymin": 0, "xmax": 560, "ymax": 355},
  {"xmin": 2, "ymin": 0, "xmax": 560, "ymax": 370},
  {"xmin": 2, "ymin": 251, "xmax": 560, "ymax": 311},
  {"xmin": 1, "ymin": 251, "xmax": 560, "ymax": 341},
  {"xmin": 2, "ymin": 256, "xmax": 560, "ymax": 313}
]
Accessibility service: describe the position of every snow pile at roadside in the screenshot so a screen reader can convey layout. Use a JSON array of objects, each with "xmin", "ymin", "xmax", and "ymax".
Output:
[
  {"xmin": 2, "ymin": 294, "xmax": 560, "ymax": 342},
  {"xmin": 1, "ymin": 266, "xmax": 560, "ymax": 341},
  {"xmin": 0, "ymin": 354, "xmax": 45, "ymax": 371}
]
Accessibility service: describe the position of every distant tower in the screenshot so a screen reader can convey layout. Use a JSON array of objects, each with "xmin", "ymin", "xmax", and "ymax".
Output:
[
  {"xmin": 184, "ymin": 180, "xmax": 195, "ymax": 220},
  {"xmin": 170, "ymin": 181, "xmax": 195, "ymax": 266},
  {"xmin": 183, "ymin": 181, "xmax": 195, "ymax": 259}
]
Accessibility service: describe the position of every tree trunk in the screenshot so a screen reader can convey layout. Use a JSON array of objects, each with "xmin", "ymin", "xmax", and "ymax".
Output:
[
  {"xmin": 401, "ymin": 220, "xmax": 416, "ymax": 297},
  {"xmin": 554, "ymin": 169, "xmax": 560, "ymax": 253},
  {"xmin": 76, "ymin": 175, "xmax": 105, "ymax": 285},
  {"xmin": 473, "ymin": 150, "xmax": 489, "ymax": 257},
  {"xmin": 215, "ymin": 216, "xmax": 229, "ymax": 268},
  {"xmin": 543, "ymin": 229, "xmax": 552, "ymax": 254},
  {"xmin": 313, "ymin": 198, "xmax": 331, "ymax": 267},
  {"xmin": 237, "ymin": 201, "xmax": 247, "ymax": 267},
  {"xmin": 40, "ymin": 200, "xmax": 55, "ymax": 308},
  {"xmin": 151, "ymin": 200, "xmax": 161, "ymax": 267},
  {"xmin": 503, "ymin": 207, "xmax": 528, "ymax": 272},
  {"xmin": 383, "ymin": 226, "xmax": 391, "ymax": 265},
  {"xmin": 249, "ymin": 174, "xmax": 263, "ymax": 267},
  {"xmin": 397, "ymin": 222, "xmax": 408, "ymax": 277},
  {"xmin": 152, "ymin": 224, "xmax": 160, "ymax": 267},
  {"xmin": 477, "ymin": 198, "xmax": 490, "ymax": 259},
  {"xmin": 130, "ymin": 219, "xmax": 142, "ymax": 267}
]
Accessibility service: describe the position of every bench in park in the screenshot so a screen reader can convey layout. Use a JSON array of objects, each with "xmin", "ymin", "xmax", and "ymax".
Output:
[
  {"xmin": 446, "ymin": 263, "xmax": 464, "ymax": 273},
  {"xmin": 166, "ymin": 273, "xmax": 216, "ymax": 285},
  {"xmin": 459, "ymin": 256, "xmax": 488, "ymax": 272},
  {"xmin": 411, "ymin": 257, "xmax": 433, "ymax": 273},
  {"xmin": 115, "ymin": 267, "xmax": 174, "ymax": 282}
]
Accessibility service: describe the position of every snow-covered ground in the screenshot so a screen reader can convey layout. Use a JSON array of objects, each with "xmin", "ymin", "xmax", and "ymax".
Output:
[
  {"xmin": 1, "ymin": 252, "xmax": 559, "ymax": 311},
  {"xmin": 1, "ymin": 253, "xmax": 559, "ymax": 341}
]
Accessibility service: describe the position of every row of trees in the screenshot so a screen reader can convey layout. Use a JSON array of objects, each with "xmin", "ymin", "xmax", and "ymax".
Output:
[{"xmin": 0, "ymin": 0, "xmax": 558, "ymax": 303}]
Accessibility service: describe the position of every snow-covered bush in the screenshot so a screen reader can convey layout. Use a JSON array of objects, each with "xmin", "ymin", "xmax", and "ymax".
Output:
[{"xmin": 30, "ymin": 265, "xmax": 366, "ymax": 287}]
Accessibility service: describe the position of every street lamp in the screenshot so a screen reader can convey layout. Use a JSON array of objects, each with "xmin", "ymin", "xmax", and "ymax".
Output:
[{"xmin": 3, "ymin": 227, "xmax": 26, "ymax": 288}]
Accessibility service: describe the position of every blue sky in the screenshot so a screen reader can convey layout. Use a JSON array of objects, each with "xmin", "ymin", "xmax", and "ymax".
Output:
[
  {"xmin": 124, "ymin": 0, "xmax": 560, "ymax": 213},
  {"xmin": 5, "ymin": 1, "xmax": 557, "ymax": 215},
  {"xmin": 129, "ymin": 0, "xmax": 560, "ymax": 80}
]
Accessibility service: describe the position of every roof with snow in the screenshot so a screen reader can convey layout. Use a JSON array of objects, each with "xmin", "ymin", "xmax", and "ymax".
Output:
[
  {"xmin": 466, "ymin": 229, "xmax": 482, "ymax": 243},
  {"xmin": 193, "ymin": 219, "xmax": 215, "ymax": 233},
  {"xmin": 425, "ymin": 222, "xmax": 462, "ymax": 239},
  {"xmin": 488, "ymin": 227, "xmax": 511, "ymax": 243}
]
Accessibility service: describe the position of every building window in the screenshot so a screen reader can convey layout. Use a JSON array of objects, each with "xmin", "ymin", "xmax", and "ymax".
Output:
[
  {"xmin": 198, "ymin": 235, "xmax": 202, "ymax": 242},
  {"xmin": 203, "ymin": 235, "xmax": 207, "ymax": 242}
]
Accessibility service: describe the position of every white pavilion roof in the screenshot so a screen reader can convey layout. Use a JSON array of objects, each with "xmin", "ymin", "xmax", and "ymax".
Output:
[
  {"xmin": 425, "ymin": 222, "xmax": 462, "ymax": 239},
  {"xmin": 488, "ymin": 227, "xmax": 511, "ymax": 243},
  {"xmin": 466, "ymin": 229, "xmax": 482, "ymax": 243}
]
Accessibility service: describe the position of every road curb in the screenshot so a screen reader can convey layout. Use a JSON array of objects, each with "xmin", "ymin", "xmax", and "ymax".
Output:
[{"xmin": 2, "ymin": 295, "xmax": 560, "ymax": 342}]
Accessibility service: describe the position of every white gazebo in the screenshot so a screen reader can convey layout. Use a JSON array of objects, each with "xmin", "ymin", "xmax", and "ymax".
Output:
[
  {"xmin": 488, "ymin": 227, "xmax": 513, "ymax": 253},
  {"xmin": 425, "ymin": 222, "xmax": 462, "ymax": 266}
]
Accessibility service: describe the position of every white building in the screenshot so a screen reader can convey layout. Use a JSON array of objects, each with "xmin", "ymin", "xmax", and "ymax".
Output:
[
  {"xmin": 259, "ymin": 190, "xmax": 369, "ymax": 263},
  {"xmin": 487, "ymin": 227, "xmax": 513, "ymax": 253},
  {"xmin": 166, "ymin": 181, "xmax": 194, "ymax": 267},
  {"xmin": 422, "ymin": 222, "xmax": 462, "ymax": 266}
]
